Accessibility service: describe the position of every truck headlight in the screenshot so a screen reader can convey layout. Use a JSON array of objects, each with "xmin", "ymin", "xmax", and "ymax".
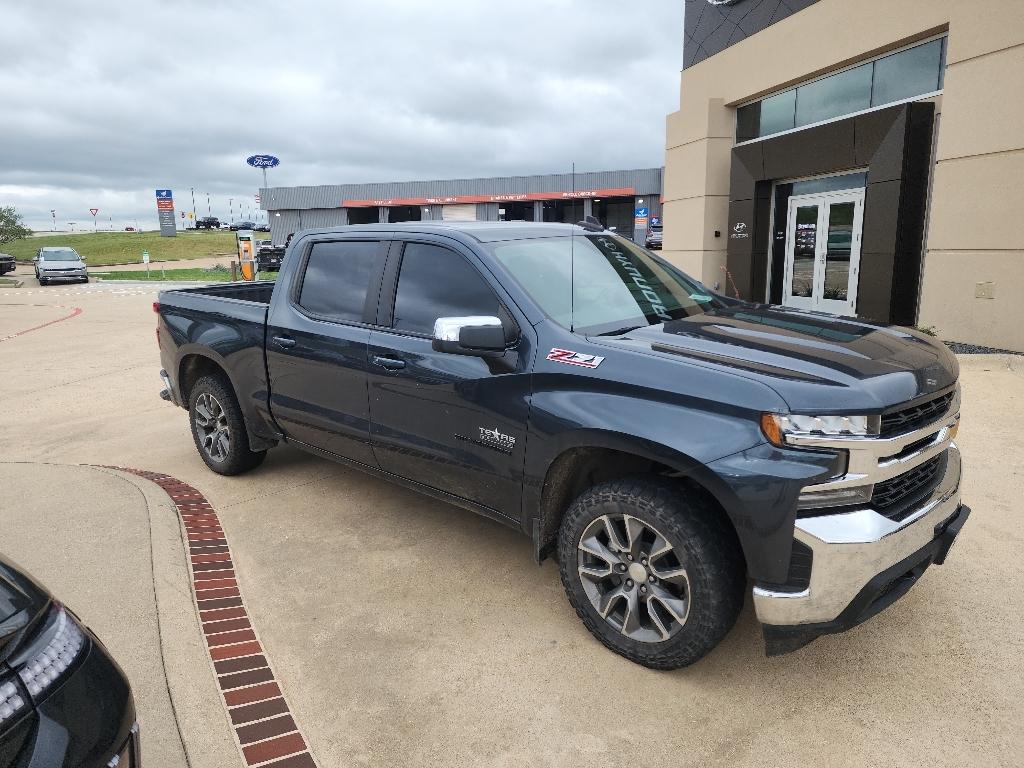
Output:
[{"xmin": 761, "ymin": 413, "xmax": 880, "ymax": 445}]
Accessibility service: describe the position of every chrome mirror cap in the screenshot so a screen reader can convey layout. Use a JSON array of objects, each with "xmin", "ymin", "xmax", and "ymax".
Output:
[{"xmin": 433, "ymin": 316, "xmax": 502, "ymax": 342}]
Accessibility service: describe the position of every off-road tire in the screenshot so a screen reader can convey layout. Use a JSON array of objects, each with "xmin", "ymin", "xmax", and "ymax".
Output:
[
  {"xmin": 558, "ymin": 477, "xmax": 745, "ymax": 669},
  {"xmin": 188, "ymin": 374, "xmax": 266, "ymax": 476}
]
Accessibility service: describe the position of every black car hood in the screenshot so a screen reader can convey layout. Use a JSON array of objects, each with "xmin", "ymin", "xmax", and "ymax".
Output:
[
  {"xmin": 594, "ymin": 304, "xmax": 958, "ymax": 412},
  {"xmin": 0, "ymin": 555, "xmax": 52, "ymax": 661}
]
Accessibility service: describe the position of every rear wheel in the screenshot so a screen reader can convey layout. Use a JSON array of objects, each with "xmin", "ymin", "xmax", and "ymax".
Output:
[
  {"xmin": 188, "ymin": 374, "xmax": 266, "ymax": 475},
  {"xmin": 558, "ymin": 477, "xmax": 745, "ymax": 669}
]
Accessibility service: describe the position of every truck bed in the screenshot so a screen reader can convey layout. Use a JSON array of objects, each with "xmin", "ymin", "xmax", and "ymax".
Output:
[{"xmin": 166, "ymin": 280, "xmax": 275, "ymax": 305}]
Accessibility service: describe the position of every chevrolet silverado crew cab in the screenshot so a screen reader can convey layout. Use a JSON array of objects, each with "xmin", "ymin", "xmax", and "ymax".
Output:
[{"xmin": 155, "ymin": 221, "xmax": 969, "ymax": 668}]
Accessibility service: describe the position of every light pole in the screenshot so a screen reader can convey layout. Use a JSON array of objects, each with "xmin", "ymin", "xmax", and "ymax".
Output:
[
  {"xmin": 206, "ymin": 192, "xmax": 211, "ymax": 216},
  {"xmin": 230, "ymin": 198, "xmax": 234, "ymax": 223},
  {"xmin": 190, "ymin": 187, "xmax": 196, "ymax": 227},
  {"xmin": 50, "ymin": 210, "xmax": 56, "ymax": 231}
]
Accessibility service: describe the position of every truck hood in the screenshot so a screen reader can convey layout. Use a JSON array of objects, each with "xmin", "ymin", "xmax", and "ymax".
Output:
[
  {"xmin": 0, "ymin": 554, "xmax": 52, "ymax": 660},
  {"xmin": 592, "ymin": 305, "xmax": 958, "ymax": 412}
]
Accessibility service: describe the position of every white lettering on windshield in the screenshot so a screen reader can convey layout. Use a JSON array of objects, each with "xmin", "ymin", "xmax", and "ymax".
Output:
[{"xmin": 595, "ymin": 237, "xmax": 673, "ymax": 322}]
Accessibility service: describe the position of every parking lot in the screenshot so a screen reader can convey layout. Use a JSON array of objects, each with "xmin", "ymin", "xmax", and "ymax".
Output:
[{"xmin": 2, "ymin": 266, "xmax": 1023, "ymax": 767}]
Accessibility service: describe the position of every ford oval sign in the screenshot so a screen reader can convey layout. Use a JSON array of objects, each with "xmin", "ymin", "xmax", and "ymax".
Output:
[{"xmin": 246, "ymin": 154, "xmax": 280, "ymax": 168}]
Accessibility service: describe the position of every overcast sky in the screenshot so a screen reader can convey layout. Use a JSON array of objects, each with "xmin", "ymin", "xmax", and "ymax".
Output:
[{"xmin": 1, "ymin": 1, "xmax": 684, "ymax": 231}]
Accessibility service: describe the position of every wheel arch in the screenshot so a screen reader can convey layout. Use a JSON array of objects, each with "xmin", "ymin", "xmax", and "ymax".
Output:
[
  {"xmin": 531, "ymin": 430, "xmax": 745, "ymax": 568},
  {"xmin": 177, "ymin": 348, "xmax": 232, "ymax": 406}
]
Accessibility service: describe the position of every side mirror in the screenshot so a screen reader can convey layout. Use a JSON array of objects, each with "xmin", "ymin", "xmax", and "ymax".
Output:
[{"xmin": 432, "ymin": 316, "xmax": 507, "ymax": 356}]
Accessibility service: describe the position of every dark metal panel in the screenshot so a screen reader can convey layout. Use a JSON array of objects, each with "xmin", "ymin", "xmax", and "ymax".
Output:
[
  {"xmin": 684, "ymin": 0, "xmax": 822, "ymax": 69},
  {"xmin": 855, "ymin": 109, "xmax": 907, "ymax": 183},
  {"xmin": 761, "ymin": 118, "xmax": 857, "ymax": 180}
]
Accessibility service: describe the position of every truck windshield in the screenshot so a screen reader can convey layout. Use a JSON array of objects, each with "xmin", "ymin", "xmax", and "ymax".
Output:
[{"xmin": 487, "ymin": 234, "xmax": 720, "ymax": 335}]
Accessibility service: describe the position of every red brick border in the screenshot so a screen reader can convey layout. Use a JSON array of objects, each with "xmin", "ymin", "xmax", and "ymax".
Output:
[{"xmin": 103, "ymin": 467, "xmax": 318, "ymax": 768}]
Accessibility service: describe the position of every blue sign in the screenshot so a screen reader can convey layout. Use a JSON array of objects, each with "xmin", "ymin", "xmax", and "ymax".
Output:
[
  {"xmin": 155, "ymin": 189, "xmax": 172, "ymax": 199},
  {"xmin": 650, "ymin": 216, "xmax": 662, "ymax": 226},
  {"xmin": 246, "ymin": 155, "xmax": 280, "ymax": 169},
  {"xmin": 634, "ymin": 206, "xmax": 649, "ymax": 218}
]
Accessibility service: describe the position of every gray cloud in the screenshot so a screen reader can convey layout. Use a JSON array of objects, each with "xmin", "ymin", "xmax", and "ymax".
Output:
[{"xmin": 0, "ymin": 1, "xmax": 683, "ymax": 230}]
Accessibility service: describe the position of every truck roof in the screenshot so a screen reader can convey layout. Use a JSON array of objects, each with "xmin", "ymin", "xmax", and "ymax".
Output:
[{"xmin": 296, "ymin": 221, "xmax": 599, "ymax": 243}]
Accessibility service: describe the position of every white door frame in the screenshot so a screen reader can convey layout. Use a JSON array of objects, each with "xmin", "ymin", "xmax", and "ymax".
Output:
[{"xmin": 782, "ymin": 189, "xmax": 864, "ymax": 315}]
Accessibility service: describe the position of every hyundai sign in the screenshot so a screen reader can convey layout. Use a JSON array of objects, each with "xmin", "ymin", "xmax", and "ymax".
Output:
[{"xmin": 246, "ymin": 155, "xmax": 280, "ymax": 168}]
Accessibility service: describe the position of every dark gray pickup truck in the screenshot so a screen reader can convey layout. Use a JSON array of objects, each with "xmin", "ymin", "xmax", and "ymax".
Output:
[{"xmin": 155, "ymin": 221, "xmax": 968, "ymax": 668}]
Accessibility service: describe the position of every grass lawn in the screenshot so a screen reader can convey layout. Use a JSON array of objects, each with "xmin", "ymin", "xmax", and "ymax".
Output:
[
  {"xmin": 93, "ymin": 267, "xmax": 278, "ymax": 282},
  {"xmin": 3, "ymin": 230, "xmax": 237, "ymax": 266}
]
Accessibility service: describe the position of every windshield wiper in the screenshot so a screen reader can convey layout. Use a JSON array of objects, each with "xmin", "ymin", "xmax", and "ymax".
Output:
[{"xmin": 595, "ymin": 325, "xmax": 644, "ymax": 336}]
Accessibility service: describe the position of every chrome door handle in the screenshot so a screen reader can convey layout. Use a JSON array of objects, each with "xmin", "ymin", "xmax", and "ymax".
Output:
[
  {"xmin": 373, "ymin": 355, "xmax": 406, "ymax": 371},
  {"xmin": 272, "ymin": 335, "xmax": 296, "ymax": 350}
]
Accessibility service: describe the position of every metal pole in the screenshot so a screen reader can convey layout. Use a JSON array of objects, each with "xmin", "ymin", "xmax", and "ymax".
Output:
[
  {"xmin": 262, "ymin": 167, "xmax": 268, "ymax": 190},
  {"xmin": 51, "ymin": 210, "xmax": 55, "ymax": 231},
  {"xmin": 190, "ymin": 188, "xmax": 196, "ymax": 227},
  {"xmin": 230, "ymin": 198, "xmax": 234, "ymax": 223},
  {"xmin": 206, "ymin": 192, "xmax": 211, "ymax": 216}
]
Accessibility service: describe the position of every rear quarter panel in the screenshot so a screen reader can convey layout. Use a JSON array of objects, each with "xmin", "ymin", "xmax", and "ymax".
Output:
[{"xmin": 158, "ymin": 290, "xmax": 277, "ymax": 444}]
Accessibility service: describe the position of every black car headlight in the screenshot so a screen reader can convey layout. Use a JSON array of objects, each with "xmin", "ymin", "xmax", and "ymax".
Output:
[{"xmin": 13, "ymin": 605, "xmax": 87, "ymax": 701}]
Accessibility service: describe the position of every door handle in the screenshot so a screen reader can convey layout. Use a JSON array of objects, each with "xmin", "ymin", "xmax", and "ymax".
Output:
[
  {"xmin": 373, "ymin": 355, "xmax": 406, "ymax": 371},
  {"xmin": 272, "ymin": 335, "xmax": 296, "ymax": 350}
]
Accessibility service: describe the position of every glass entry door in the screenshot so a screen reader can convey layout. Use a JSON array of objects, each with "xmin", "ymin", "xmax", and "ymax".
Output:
[{"xmin": 782, "ymin": 189, "xmax": 864, "ymax": 315}]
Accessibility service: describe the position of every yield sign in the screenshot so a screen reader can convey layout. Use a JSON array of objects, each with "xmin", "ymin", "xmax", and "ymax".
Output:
[{"xmin": 89, "ymin": 208, "xmax": 99, "ymax": 216}]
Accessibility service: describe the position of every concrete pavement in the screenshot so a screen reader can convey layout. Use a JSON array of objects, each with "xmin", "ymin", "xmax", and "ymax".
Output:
[{"xmin": 0, "ymin": 283, "xmax": 1022, "ymax": 766}]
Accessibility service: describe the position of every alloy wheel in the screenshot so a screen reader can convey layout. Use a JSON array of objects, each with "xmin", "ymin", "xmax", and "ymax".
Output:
[
  {"xmin": 193, "ymin": 393, "xmax": 230, "ymax": 462},
  {"xmin": 577, "ymin": 514, "xmax": 691, "ymax": 643}
]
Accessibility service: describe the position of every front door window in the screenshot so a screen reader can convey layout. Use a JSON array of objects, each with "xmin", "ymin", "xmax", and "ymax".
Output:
[{"xmin": 782, "ymin": 189, "xmax": 864, "ymax": 315}]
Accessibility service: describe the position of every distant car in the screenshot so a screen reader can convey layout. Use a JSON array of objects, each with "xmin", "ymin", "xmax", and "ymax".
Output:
[
  {"xmin": 645, "ymin": 224, "xmax": 663, "ymax": 250},
  {"xmin": 34, "ymin": 247, "xmax": 89, "ymax": 285},
  {"xmin": 0, "ymin": 553, "xmax": 140, "ymax": 766},
  {"xmin": 0, "ymin": 253, "xmax": 14, "ymax": 276},
  {"xmin": 195, "ymin": 216, "xmax": 221, "ymax": 230},
  {"xmin": 255, "ymin": 224, "xmax": 270, "ymax": 232},
  {"xmin": 230, "ymin": 221, "xmax": 256, "ymax": 232},
  {"xmin": 124, "ymin": 226, "xmax": 136, "ymax": 232}
]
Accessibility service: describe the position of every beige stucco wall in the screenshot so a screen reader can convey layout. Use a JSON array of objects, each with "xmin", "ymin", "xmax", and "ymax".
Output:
[{"xmin": 664, "ymin": 0, "xmax": 1024, "ymax": 351}]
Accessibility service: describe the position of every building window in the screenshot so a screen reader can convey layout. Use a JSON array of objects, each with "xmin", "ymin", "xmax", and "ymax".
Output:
[{"xmin": 736, "ymin": 37, "xmax": 946, "ymax": 142}]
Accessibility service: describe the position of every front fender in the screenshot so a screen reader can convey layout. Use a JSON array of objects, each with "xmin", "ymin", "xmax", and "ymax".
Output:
[{"xmin": 523, "ymin": 386, "xmax": 840, "ymax": 583}]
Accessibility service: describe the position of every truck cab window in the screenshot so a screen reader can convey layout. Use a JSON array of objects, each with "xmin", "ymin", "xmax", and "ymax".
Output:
[
  {"xmin": 298, "ymin": 240, "xmax": 379, "ymax": 322},
  {"xmin": 392, "ymin": 243, "xmax": 501, "ymax": 335}
]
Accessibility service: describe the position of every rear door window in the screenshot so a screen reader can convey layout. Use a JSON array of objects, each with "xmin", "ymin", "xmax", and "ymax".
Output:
[
  {"xmin": 392, "ymin": 243, "xmax": 501, "ymax": 335},
  {"xmin": 297, "ymin": 240, "xmax": 380, "ymax": 322}
]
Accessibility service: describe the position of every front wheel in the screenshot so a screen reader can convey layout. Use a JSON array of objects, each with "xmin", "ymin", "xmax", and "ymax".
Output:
[
  {"xmin": 188, "ymin": 374, "xmax": 266, "ymax": 475},
  {"xmin": 558, "ymin": 477, "xmax": 745, "ymax": 669}
]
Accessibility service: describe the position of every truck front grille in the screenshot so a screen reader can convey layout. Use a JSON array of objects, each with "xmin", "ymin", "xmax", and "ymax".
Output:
[
  {"xmin": 880, "ymin": 391, "xmax": 954, "ymax": 437},
  {"xmin": 872, "ymin": 453, "xmax": 945, "ymax": 520}
]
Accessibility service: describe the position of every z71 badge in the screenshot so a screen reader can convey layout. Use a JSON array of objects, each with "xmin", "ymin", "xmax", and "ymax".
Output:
[{"xmin": 546, "ymin": 348, "xmax": 605, "ymax": 369}]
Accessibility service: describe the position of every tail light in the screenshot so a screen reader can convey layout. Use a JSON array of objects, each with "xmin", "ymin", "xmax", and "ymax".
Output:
[{"xmin": 154, "ymin": 302, "xmax": 161, "ymax": 344}]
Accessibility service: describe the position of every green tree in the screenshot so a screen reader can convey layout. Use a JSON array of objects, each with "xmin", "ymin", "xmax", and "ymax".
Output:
[{"xmin": 0, "ymin": 206, "xmax": 32, "ymax": 246}]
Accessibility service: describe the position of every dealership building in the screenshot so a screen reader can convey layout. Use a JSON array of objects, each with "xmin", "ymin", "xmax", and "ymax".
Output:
[
  {"xmin": 664, "ymin": 0, "xmax": 1023, "ymax": 351},
  {"xmin": 261, "ymin": 167, "xmax": 663, "ymax": 246}
]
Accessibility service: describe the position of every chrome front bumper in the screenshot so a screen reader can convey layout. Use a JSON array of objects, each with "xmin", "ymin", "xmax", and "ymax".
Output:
[{"xmin": 754, "ymin": 393, "xmax": 965, "ymax": 629}]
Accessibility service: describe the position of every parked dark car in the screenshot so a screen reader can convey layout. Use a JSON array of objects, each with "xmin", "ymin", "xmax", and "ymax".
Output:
[
  {"xmin": 0, "ymin": 554, "xmax": 139, "ymax": 766},
  {"xmin": 0, "ymin": 253, "xmax": 14, "ymax": 276},
  {"xmin": 229, "ymin": 221, "xmax": 256, "ymax": 232},
  {"xmin": 155, "ymin": 221, "xmax": 968, "ymax": 669},
  {"xmin": 255, "ymin": 241, "xmax": 285, "ymax": 272},
  {"xmin": 195, "ymin": 216, "xmax": 220, "ymax": 230},
  {"xmin": 255, "ymin": 224, "xmax": 270, "ymax": 233},
  {"xmin": 34, "ymin": 247, "xmax": 89, "ymax": 284},
  {"xmin": 644, "ymin": 223, "xmax": 663, "ymax": 250}
]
